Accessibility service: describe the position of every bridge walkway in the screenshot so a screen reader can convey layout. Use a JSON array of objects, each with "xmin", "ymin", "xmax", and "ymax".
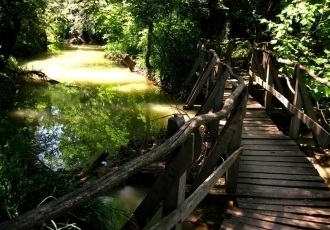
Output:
[{"xmin": 220, "ymin": 93, "xmax": 330, "ymax": 229}]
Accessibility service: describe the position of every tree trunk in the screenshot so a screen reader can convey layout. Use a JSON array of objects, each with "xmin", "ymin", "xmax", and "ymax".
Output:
[
  {"xmin": 145, "ymin": 23, "xmax": 153, "ymax": 72},
  {"xmin": 0, "ymin": 10, "xmax": 21, "ymax": 71}
]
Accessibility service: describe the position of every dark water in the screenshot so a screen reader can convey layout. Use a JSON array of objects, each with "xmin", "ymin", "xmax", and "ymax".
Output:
[{"xmin": 14, "ymin": 45, "xmax": 197, "ymax": 229}]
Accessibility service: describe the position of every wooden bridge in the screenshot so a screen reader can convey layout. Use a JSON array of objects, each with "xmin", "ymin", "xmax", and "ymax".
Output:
[{"xmin": 1, "ymin": 42, "xmax": 330, "ymax": 230}]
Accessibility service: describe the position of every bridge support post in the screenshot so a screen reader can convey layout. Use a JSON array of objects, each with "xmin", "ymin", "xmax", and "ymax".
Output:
[{"xmin": 225, "ymin": 87, "xmax": 248, "ymax": 194}]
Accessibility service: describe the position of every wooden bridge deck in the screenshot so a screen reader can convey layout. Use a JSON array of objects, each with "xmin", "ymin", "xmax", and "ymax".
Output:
[{"xmin": 220, "ymin": 95, "xmax": 330, "ymax": 229}]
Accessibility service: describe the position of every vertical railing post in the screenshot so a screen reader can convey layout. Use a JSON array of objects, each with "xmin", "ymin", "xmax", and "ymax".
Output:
[
  {"xmin": 289, "ymin": 65, "xmax": 302, "ymax": 140},
  {"xmin": 264, "ymin": 55, "xmax": 273, "ymax": 111},
  {"xmin": 248, "ymin": 48, "xmax": 254, "ymax": 92},
  {"xmin": 225, "ymin": 87, "xmax": 248, "ymax": 193},
  {"xmin": 163, "ymin": 115, "xmax": 186, "ymax": 230}
]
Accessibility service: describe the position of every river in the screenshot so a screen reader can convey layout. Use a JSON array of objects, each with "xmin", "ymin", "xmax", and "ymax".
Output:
[{"xmin": 15, "ymin": 45, "xmax": 201, "ymax": 229}]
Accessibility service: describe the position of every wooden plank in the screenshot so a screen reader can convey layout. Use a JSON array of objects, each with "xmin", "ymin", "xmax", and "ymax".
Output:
[
  {"xmin": 239, "ymin": 156, "xmax": 310, "ymax": 163},
  {"xmin": 243, "ymin": 124, "xmax": 278, "ymax": 128},
  {"xmin": 241, "ymin": 150, "xmax": 306, "ymax": 156},
  {"xmin": 238, "ymin": 178, "xmax": 329, "ymax": 190},
  {"xmin": 243, "ymin": 117, "xmax": 273, "ymax": 121},
  {"xmin": 241, "ymin": 139, "xmax": 297, "ymax": 145},
  {"xmin": 238, "ymin": 172, "xmax": 325, "ymax": 182},
  {"xmin": 221, "ymin": 219, "xmax": 267, "ymax": 230},
  {"xmin": 227, "ymin": 208, "xmax": 330, "ymax": 229},
  {"xmin": 242, "ymin": 134, "xmax": 290, "ymax": 139},
  {"xmin": 227, "ymin": 216, "xmax": 300, "ymax": 230},
  {"xmin": 237, "ymin": 198, "xmax": 330, "ymax": 207},
  {"xmin": 239, "ymin": 161, "xmax": 315, "ymax": 168},
  {"xmin": 242, "ymin": 145, "xmax": 299, "ymax": 151},
  {"xmin": 236, "ymin": 185, "xmax": 330, "ymax": 199},
  {"xmin": 239, "ymin": 165, "xmax": 320, "ymax": 175},
  {"xmin": 242, "ymin": 130, "xmax": 284, "ymax": 135},
  {"xmin": 243, "ymin": 126, "xmax": 286, "ymax": 132},
  {"xmin": 237, "ymin": 202, "xmax": 330, "ymax": 216},
  {"xmin": 245, "ymin": 113, "xmax": 269, "ymax": 118}
]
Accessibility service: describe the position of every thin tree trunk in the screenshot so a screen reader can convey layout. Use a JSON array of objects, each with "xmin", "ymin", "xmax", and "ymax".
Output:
[
  {"xmin": 145, "ymin": 23, "xmax": 153, "ymax": 72},
  {"xmin": 0, "ymin": 11, "xmax": 21, "ymax": 71}
]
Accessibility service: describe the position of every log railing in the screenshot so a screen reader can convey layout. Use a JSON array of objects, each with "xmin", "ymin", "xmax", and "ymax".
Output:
[
  {"xmin": 0, "ymin": 49, "xmax": 247, "ymax": 230},
  {"xmin": 123, "ymin": 49, "xmax": 247, "ymax": 229},
  {"xmin": 249, "ymin": 44, "xmax": 330, "ymax": 147}
]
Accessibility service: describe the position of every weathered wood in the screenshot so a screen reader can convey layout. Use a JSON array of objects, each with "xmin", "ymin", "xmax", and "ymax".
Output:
[
  {"xmin": 163, "ymin": 117, "xmax": 189, "ymax": 230},
  {"xmin": 237, "ymin": 198, "xmax": 330, "ymax": 207},
  {"xmin": 237, "ymin": 202, "xmax": 330, "ymax": 215},
  {"xmin": 196, "ymin": 66, "xmax": 229, "ymax": 115},
  {"xmin": 235, "ymin": 186, "xmax": 330, "ymax": 199},
  {"xmin": 268, "ymin": 57, "xmax": 284, "ymax": 95},
  {"xmin": 226, "ymin": 88, "xmax": 247, "ymax": 193},
  {"xmin": 263, "ymin": 47, "xmax": 273, "ymax": 110},
  {"xmin": 241, "ymin": 149, "xmax": 306, "ymax": 156},
  {"xmin": 278, "ymin": 57, "xmax": 330, "ymax": 88},
  {"xmin": 238, "ymin": 178, "xmax": 329, "ymax": 190},
  {"xmin": 227, "ymin": 208, "xmax": 330, "ymax": 229},
  {"xmin": 239, "ymin": 155, "xmax": 310, "ymax": 162},
  {"xmin": 121, "ymin": 134, "xmax": 195, "ymax": 230},
  {"xmin": 183, "ymin": 50, "xmax": 207, "ymax": 87},
  {"xmin": 185, "ymin": 56, "xmax": 218, "ymax": 109},
  {"xmin": 253, "ymin": 74, "xmax": 330, "ymax": 145},
  {"xmin": 239, "ymin": 161, "xmax": 314, "ymax": 168},
  {"xmin": 190, "ymin": 91, "xmax": 247, "ymax": 192},
  {"xmin": 289, "ymin": 65, "xmax": 302, "ymax": 140},
  {"xmin": 150, "ymin": 147, "xmax": 243, "ymax": 230},
  {"xmin": 222, "ymin": 219, "xmax": 268, "ymax": 230},
  {"xmin": 238, "ymin": 172, "xmax": 325, "ymax": 182},
  {"xmin": 239, "ymin": 165, "xmax": 320, "ymax": 175},
  {"xmin": 251, "ymin": 48, "xmax": 266, "ymax": 81},
  {"xmin": 296, "ymin": 68, "xmax": 324, "ymax": 146}
]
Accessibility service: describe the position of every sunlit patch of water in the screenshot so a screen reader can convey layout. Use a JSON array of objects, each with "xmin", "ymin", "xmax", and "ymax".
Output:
[{"xmin": 17, "ymin": 45, "xmax": 198, "ymax": 228}]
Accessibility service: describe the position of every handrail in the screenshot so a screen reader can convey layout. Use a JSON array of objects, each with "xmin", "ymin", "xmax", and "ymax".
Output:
[
  {"xmin": 250, "ymin": 46, "xmax": 330, "ymax": 146},
  {"xmin": 150, "ymin": 147, "xmax": 243, "ymax": 230},
  {"xmin": 0, "ymin": 50, "xmax": 247, "ymax": 230}
]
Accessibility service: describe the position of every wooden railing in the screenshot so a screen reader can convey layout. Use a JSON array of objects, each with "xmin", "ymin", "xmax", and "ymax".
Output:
[
  {"xmin": 0, "ymin": 50, "xmax": 247, "ymax": 230},
  {"xmin": 122, "ymin": 50, "xmax": 247, "ymax": 229},
  {"xmin": 249, "ymin": 44, "xmax": 330, "ymax": 147}
]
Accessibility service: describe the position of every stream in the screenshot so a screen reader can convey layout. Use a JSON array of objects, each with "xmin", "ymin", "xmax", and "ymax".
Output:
[{"xmin": 14, "ymin": 45, "xmax": 201, "ymax": 229}]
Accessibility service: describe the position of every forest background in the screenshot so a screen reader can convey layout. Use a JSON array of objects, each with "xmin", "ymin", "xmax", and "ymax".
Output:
[{"xmin": 0, "ymin": 0, "xmax": 329, "ymax": 229}]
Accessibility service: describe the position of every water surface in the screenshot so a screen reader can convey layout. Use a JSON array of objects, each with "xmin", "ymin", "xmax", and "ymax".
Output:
[{"xmin": 16, "ymin": 45, "xmax": 186, "ymax": 170}]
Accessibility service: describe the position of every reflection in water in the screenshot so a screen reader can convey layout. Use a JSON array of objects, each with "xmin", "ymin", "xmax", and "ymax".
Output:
[
  {"xmin": 14, "ymin": 46, "xmax": 194, "ymax": 228},
  {"xmin": 17, "ymin": 46, "xmax": 185, "ymax": 170},
  {"xmin": 106, "ymin": 184, "xmax": 150, "ymax": 229}
]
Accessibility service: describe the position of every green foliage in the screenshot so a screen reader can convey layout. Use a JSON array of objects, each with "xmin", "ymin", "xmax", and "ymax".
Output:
[
  {"xmin": 261, "ymin": 0, "xmax": 330, "ymax": 99},
  {"xmin": 152, "ymin": 16, "xmax": 201, "ymax": 92},
  {"xmin": 0, "ymin": 73, "xmax": 16, "ymax": 109}
]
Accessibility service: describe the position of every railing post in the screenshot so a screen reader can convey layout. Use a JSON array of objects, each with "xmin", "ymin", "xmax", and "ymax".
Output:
[
  {"xmin": 264, "ymin": 55, "xmax": 273, "ymax": 111},
  {"xmin": 163, "ymin": 115, "xmax": 186, "ymax": 230},
  {"xmin": 289, "ymin": 65, "xmax": 302, "ymax": 140},
  {"xmin": 225, "ymin": 87, "xmax": 248, "ymax": 193}
]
